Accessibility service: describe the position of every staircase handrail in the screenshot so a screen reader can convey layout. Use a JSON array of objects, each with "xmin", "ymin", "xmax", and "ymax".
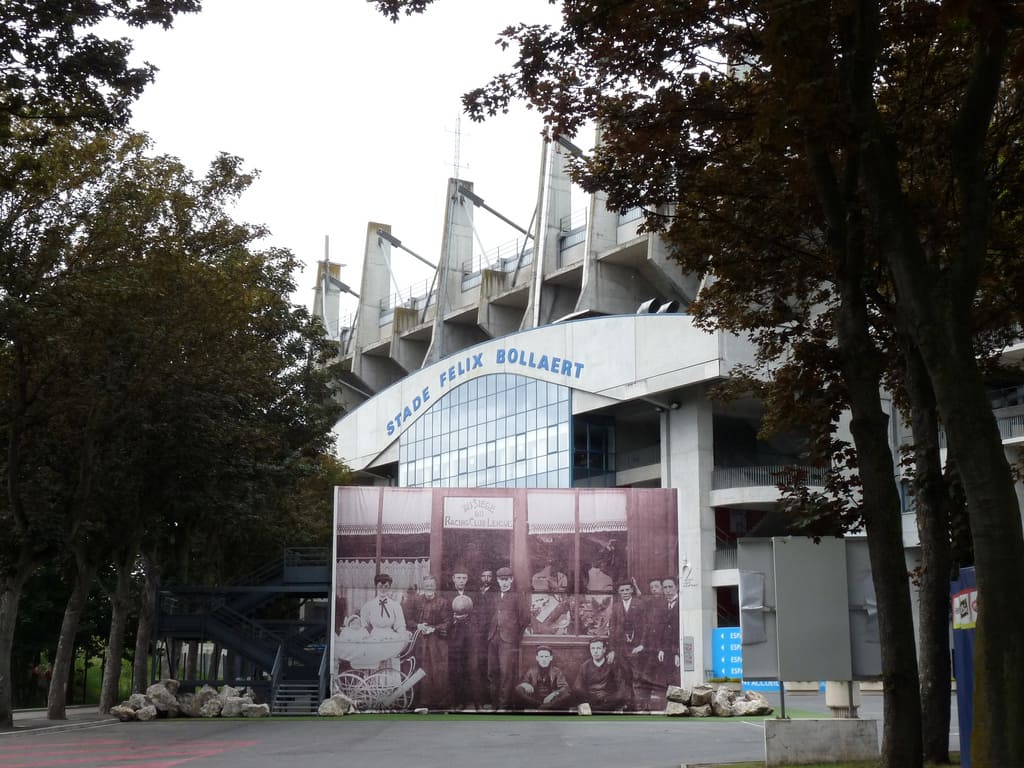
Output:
[
  {"xmin": 211, "ymin": 602, "xmax": 283, "ymax": 646},
  {"xmin": 271, "ymin": 643, "xmax": 285, "ymax": 703},
  {"xmin": 284, "ymin": 547, "xmax": 330, "ymax": 567},
  {"xmin": 229, "ymin": 556, "xmax": 285, "ymax": 586},
  {"xmin": 318, "ymin": 645, "xmax": 330, "ymax": 703}
]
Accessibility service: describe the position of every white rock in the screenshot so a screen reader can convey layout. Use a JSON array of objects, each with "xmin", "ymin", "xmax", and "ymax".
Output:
[
  {"xmin": 666, "ymin": 684, "xmax": 692, "ymax": 704},
  {"xmin": 665, "ymin": 701, "xmax": 689, "ymax": 717},
  {"xmin": 195, "ymin": 685, "xmax": 219, "ymax": 707},
  {"xmin": 318, "ymin": 693, "xmax": 357, "ymax": 716},
  {"xmin": 712, "ymin": 686, "xmax": 736, "ymax": 716},
  {"xmin": 577, "ymin": 703, "xmax": 593, "ymax": 716},
  {"xmin": 145, "ymin": 682, "xmax": 179, "ymax": 715},
  {"xmin": 136, "ymin": 705, "xmax": 159, "ymax": 721},
  {"xmin": 221, "ymin": 696, "xmax": 247, "ymax": 717},
  {"xmin": 219, "ymin": 684, "xmax": 241, "ymax": 699},
  {"xmin": 110, "ymin": 705, "xmax": 137, "ymax": 721},
  {"xmin": 733, "ymin": 691, "xmax": 773, "ymax": 716},
  {"xmin": 689, "ymin": 704, "xmax": 712, "ymax": 717},
  {"xmin": 689, "ymin": 684, "xmax": 715, "ymax": 707},
  {"xmin": 158, "ymin": 679, "xmax": 180, "ymax": 695},
  {"xmin": 127, "ymin": 693, "xmax": 149, "ymax": 710},
  {"xmin": 242, "ymin": 703, "xmax": 270, "ymax": 718},
  {"xmin": 199, "ymin": 699, "xmax": 224, "ymax": 718}
]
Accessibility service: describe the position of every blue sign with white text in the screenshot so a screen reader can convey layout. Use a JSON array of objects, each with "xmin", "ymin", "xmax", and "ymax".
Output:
[
  {"xmin": 713, "ymin": 627, "xmax": 781, "ymax": 691},
  {"xmin": 712, "ymin": 627, "xmax": 743, "ymax": 679}
]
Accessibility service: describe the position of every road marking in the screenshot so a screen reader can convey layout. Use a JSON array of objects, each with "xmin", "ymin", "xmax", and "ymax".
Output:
[{"xmin": 0, "ymin": 739, "xmax": 259, "ymax": 768}]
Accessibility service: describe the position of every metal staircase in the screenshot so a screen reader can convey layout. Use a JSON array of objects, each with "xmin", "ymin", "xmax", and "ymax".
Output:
[
  {"xmin": 157, "ymin": 547, "xmax": 331, "ymax": 710},
  {"xmin": 271, "ymin": 680, "xmax": 321, "ymax": 715}
]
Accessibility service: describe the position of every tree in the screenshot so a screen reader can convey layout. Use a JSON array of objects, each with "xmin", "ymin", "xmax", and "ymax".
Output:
[
  {"xmin": 375, "ymin": 2, "xmax": 1024, "ymax": 764},
  {"xmin": 0, "ymin": 0, "xmax": 201, "ymax": 140},
  {"xmin": 1, "ymin": 123, "xmax": 343, "ymax": 723}
]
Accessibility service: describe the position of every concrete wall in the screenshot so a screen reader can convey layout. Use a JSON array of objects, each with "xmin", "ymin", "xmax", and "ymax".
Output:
[{"xmin": 764, "ymin": 719, "xmax": 879, "ymax": 766}]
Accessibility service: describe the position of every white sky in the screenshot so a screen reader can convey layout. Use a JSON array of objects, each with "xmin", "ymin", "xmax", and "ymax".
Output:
[{"xmin": 121, "ymin": 0, "xmax": 583, "ymax": 315}]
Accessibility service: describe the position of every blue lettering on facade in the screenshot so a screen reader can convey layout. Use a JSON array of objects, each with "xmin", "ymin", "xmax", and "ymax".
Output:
[
  {"xmin": 385, "ymin": 386, "xmax": 430, "ymax": 436},
  {"xmin": 383, "ymin": 346, "xmax": 587, "ymax": 433}
]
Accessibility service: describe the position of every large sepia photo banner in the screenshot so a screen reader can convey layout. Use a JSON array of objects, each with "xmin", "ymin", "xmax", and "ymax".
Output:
[{"xmin": 330, "ymin": 487, "xmax": 680, "ymax": 713}]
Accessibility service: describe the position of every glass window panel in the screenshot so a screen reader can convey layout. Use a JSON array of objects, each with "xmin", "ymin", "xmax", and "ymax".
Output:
[
  {"xmin": 527, "ymin": 409, "xmax": 537, "ymax": 431},
  {"xmin": 516, "ymin": 433, "xmax": 527, "ymax": 460},
  {"xmin": 558, "ymin": 423, "xmax": 570, "ymax": 451},
  {"xmin": 526, "ymin": 431, "xmax": 538, "ymax": 458},
  {"xmin": 526, "ymin": 380, "xmax": 537, "ymax": 410},
  {"xmin": 536, "ymin": 382, "xmax": 549, "ymax": 407}
]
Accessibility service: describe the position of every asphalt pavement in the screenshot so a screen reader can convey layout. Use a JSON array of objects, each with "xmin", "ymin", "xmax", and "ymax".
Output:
[{"xmin": 0, "ymin": 692, "xmax": 960, "ymax": 768}]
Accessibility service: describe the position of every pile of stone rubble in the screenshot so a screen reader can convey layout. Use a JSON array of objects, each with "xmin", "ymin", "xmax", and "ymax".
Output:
[
  {"xmin": 110, "ymin": 680, "xmax": 270, "ymax": 721},
  {"xmin": 664, "ymin": 684, "xmax": 774, "ymax": 717}
]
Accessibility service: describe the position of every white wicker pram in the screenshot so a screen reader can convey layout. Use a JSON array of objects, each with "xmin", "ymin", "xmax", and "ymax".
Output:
[{"xmin": 333, "ymin": 629, "xmax": 423, "ymax": 711}]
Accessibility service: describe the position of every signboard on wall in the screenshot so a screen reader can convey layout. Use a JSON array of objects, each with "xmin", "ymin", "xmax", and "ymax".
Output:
[
  {"xmin": 330, "ymin": 486, "xmax": 680, "ymax": 713},
  {"xmin": 442, "ymin": 496, "xmax": 513, "ymax": 530}
]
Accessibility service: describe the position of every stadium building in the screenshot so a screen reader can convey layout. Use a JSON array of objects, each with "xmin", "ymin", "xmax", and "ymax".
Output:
[
  {"xmin": 316, "ymin": 137, "xmax": 838, "ymax": 687},
  {"xmin": 318, "ymin": 133, "xmax": 1024, "ymax": 706}
]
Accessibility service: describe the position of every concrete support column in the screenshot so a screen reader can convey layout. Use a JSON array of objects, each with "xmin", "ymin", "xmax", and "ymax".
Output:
[{"xmin": 662, "ymin": 386, "xmax": 715, "ymax": 685}]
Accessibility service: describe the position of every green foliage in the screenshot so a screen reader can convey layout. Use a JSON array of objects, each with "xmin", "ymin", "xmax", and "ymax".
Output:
[
  {"xmin": 0, "ymin": 1, "xmax": 202, "ymax": 140},
  {"xmin": 0, "ymin": 121, "xmax": 347, "ymax": 718}
]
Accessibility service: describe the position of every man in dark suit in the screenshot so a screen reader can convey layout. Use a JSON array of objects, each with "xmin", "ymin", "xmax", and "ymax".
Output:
[
  {"xmin": 474, "ymin": 568, "xmax": 496, "ymax": 707},
  {"xmin": 487, "ymin": 566, "xmax": 530, "ymax": 709},
  {"xmin": 447, "ymin": 566, "xmax": 478, "ymax": 710},
  {"xmin": 609, "ymin": 580, "xmax": 647, "ymax": 709},
  {"xmin": 643, "ymin": 575, "xmax": 681, "ymax": 710}
]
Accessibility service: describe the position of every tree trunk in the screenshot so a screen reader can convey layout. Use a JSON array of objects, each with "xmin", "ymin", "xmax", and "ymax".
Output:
[
  {"xmin": 855, "ymin": 20, "xmax": 1024, "ymax": 762},
  {"xmin": 834, "ymin": 228, "xmax": 922, "ymax": 767},
  {"xmin": 0, "ymin": 578, "xmax": 27, "ymax": 730},
  {"xmin": 47, "ymin": 556, "xmax": 97, "ymax": 720},
  {"xmin": 838, "ymin": 354, "xmax": 922, "ymax": 767},
  {"xmin": 98, "ymin": 559, "xmax": 134, "ymax": 713},
  {"xmin": 923, "ymin": 337, "xmax": 1024, "ymax": 768},
  {"xmin": 132, "ymin": 555, "xmax": 160, "ymax": 694},
  {"xmin": 902, "ymin": 342, "xmax": 952, "ymax": 765}
]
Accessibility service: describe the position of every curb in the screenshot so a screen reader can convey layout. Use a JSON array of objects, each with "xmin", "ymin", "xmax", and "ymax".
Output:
[{"xmin": 2, "ymin": 712, "xmax": 120, "ymax": 738}]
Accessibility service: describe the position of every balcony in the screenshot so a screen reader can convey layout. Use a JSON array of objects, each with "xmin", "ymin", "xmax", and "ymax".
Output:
[
  {"xmin": 938, "ymin": 413, "xmax": 1024, "ymax": 449},
  {"xmin": 711, "ymin": 465, "xmax": 828, "ymax": 490}
]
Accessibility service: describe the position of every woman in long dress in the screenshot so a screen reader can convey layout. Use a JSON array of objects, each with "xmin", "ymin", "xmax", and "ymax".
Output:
[{"xmin": 407, "ymin": 576, "xmax": 450, "ymax": 709}]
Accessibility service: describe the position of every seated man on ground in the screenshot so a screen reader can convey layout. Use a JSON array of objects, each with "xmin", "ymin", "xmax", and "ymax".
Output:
[
  {"xmin": 573, "ymin": 637, "xmax": 632, "ymax": 712},
  {"xmin": 513, "ymin": 646, "xmax": 571, "ymax": 710}
]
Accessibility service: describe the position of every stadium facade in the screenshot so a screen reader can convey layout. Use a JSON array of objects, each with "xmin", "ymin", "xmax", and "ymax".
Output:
[{"xmin": 315, "ymin": 137, "xmax": 1024, "ymax": 689}]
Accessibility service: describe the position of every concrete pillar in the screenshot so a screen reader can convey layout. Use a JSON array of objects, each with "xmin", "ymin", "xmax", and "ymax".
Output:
[{"xmin": 663, "ymin": 385, "xmax": 715, "ymax": 685}]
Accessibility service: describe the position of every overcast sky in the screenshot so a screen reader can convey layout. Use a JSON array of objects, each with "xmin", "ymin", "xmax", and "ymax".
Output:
[{"xmin": 122, "ymin": 0, "xmax": 582, "ymax": 315}]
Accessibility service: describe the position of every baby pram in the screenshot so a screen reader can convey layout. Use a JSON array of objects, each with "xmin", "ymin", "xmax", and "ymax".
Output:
[{"xmin": 333, "ymin": 628, "xmax": 423, "ymax": 711}]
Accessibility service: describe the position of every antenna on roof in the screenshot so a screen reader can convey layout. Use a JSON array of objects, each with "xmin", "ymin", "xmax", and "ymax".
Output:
[{"xmin": 447, "ymin": 112, "xmax": 470, "ymax": 181}]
